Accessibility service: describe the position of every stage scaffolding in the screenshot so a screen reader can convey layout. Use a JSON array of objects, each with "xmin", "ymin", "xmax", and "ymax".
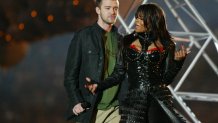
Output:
[{"xmin": 117, "ymin": 0, "xmax": 218, "ymax": 123}]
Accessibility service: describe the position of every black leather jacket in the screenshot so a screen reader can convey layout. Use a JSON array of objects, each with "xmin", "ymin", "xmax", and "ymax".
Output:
[{"xmin": 64, "ymin": 22, "xmax": 123, "ymax": 123}]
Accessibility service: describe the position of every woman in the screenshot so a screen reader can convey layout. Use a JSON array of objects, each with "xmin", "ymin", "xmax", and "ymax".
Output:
[{"xmin": 86, "ymin": 3, "xmax": 188, "ymax": 123}]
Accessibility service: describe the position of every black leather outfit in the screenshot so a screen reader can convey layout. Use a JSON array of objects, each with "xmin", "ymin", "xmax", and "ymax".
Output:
[
  {"xmin": 95, "ymin": 32, "xmax": 186, "ymax": 123},
  {"xmin": 118, "ymin": 32, "xmax": 186, "ymax": 123}
]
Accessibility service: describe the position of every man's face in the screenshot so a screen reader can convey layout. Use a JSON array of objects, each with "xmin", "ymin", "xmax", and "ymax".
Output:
[{"xmin": 96, "ymin": 0, "xmax": 119, "ymax": 25}]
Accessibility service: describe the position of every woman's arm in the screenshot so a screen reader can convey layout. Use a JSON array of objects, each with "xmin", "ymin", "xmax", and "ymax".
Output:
[
  {"xmin": 85, "ymin": 47, "xmax": 126, "ymax": 94},
  {"xmin": 162, "ymin": 42, "xmax": 189, "ymax": 85}
]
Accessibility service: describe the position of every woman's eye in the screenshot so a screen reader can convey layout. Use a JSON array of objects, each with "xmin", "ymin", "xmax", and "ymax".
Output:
[{"xmin": 135, "ymin": 17, "xmax": 143, "ymax": 20}]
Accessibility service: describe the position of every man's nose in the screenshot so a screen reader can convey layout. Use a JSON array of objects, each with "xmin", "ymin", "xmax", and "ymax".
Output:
[{"xmin": 110, "ymin": 8, "xmax": 116, "ymax": 14}]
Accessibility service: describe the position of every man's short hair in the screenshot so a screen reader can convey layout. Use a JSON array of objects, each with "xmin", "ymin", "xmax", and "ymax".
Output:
[
  {"xmin": 95, "ymin": 0, "xmax": 119, "ymax": 7},
  {"xmin": 95, "ymin": 0, "xmax": 102, "ymax": 7}
]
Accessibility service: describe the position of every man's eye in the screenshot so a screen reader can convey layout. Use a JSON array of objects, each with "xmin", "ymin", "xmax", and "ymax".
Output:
[{"xmin": 114, "ymin": 7, "xmax": 118, "ymax": 11}]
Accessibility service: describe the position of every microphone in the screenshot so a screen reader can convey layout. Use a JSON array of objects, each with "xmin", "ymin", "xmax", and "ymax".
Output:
[
  {"xmin": 66, "ymin": 101, "xmax": 91, "ymax": 120},
  {"xmin": 81, "ymin": 101, "xmax": 91, "ymax": 109}
]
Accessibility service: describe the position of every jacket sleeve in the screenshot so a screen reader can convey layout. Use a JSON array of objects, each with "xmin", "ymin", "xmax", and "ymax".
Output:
[
  {"xmin": 64, "ymin": 32, "xmax": 83, "ymax": 107},
  {"xmin": 162, "ymin": 42, "xmax": 185, "ymax": 85}
]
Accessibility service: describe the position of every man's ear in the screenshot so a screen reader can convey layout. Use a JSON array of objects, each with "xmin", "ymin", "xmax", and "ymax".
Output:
[{"xmin": 96, "ymin": 7, "xmax": 100, "ymax": 15}]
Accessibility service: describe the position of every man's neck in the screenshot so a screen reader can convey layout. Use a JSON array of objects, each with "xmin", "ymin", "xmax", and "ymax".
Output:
[{"xmin": 97, "ymin": 21, "xmax": 113, "ymax": 32}]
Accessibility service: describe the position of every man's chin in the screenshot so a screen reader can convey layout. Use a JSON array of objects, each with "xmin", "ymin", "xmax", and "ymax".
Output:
[
  {"xmin": 106, "ymin": 22, "xmax": 115, "ymax": 25},
  {"xmin": 107, "ymin": 19, "xmax": 117, "ymax": 24}
]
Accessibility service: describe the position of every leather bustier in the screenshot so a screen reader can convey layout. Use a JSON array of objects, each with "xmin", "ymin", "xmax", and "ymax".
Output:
[
  {"xmin": 124, "ymin": 46, "xmax": 167, "ymax": 90},
  {"xmin": 122, "ymin": 32, "xmax": 166, "ymax": 90}
]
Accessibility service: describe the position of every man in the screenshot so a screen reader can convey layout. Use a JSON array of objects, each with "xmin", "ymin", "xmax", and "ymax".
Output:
[{"xmin": 64, "ymin": 0, "xmax": 123, "ymax": 122}]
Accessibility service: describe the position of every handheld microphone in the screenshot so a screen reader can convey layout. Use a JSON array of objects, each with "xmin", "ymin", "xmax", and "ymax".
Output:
[
  {"xmin": 81, "ymin": 101, "xmax": 91, "ymax": 109},
  {"xmin": 66, "ymin": 101, "xmax": 91, "ymax": 120}
]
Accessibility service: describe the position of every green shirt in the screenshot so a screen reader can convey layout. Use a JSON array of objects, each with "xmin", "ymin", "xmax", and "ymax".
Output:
[{"xmin": 97, "ymin": 31, "xmax": 119, "ymax": 110}]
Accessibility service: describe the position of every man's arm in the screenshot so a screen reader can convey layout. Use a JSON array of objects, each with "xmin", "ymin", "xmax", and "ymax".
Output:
[{"xmin": 64, "ymin": 32, "xmax": 84, "ymax": 109}]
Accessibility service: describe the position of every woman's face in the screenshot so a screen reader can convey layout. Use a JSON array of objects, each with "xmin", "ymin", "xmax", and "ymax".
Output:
[{"xmin": 134, "ymin": 15, "xmax": 146, "ymax": 33}]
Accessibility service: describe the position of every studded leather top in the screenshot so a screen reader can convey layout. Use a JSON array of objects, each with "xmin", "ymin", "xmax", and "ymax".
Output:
[
  {"xmin": 122, "ymin": 32, "xmax": 184, "ymax": 91},
  {"xmin": 124, "ymin": 45, "xmax": 167, "ymax": 91}
]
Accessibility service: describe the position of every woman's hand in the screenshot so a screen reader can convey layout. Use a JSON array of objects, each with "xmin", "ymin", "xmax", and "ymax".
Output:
[
  {"xmin": 85, "ymin": 77, "xmax": 98, "ymax": 95},
  {"xmin": 174, "ymin": 45, "xmax": 190, "ymax": 61}
]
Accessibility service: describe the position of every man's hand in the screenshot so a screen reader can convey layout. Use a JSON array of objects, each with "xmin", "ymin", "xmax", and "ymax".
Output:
[
  {"xmin": 72, "ymin": 103, "xmax": 85, "ymax": 115},
  {"xmin": 85, "ymin": 77, "xmax": 98, "ymax": 95}
]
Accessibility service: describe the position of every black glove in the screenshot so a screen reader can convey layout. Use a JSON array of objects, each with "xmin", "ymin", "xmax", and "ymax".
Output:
[{"xmin": 85, "ymin": 78, "xmax": 100, "ymax": 94}]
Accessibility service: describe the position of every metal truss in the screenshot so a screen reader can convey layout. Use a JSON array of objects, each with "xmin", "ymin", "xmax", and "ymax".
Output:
[{"xmin": 117, "ymin": 0, "xmax": 218, "ymax": 123}]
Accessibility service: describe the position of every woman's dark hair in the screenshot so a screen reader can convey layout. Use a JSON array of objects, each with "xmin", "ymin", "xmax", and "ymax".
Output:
[{"xmin": 135, "ymin": 3, "xmax": 172, "ymax": 45}]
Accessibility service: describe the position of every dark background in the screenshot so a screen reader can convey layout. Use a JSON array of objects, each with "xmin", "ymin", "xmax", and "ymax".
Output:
[{"xmin": 0, "ymin": 0, "xmax": 218, "ymax": 123}]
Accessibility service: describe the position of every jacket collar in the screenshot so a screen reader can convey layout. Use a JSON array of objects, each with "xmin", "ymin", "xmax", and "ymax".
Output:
[{"xmin": 93, "ymin": 22, "xmax": 118, "ymax": 34}]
